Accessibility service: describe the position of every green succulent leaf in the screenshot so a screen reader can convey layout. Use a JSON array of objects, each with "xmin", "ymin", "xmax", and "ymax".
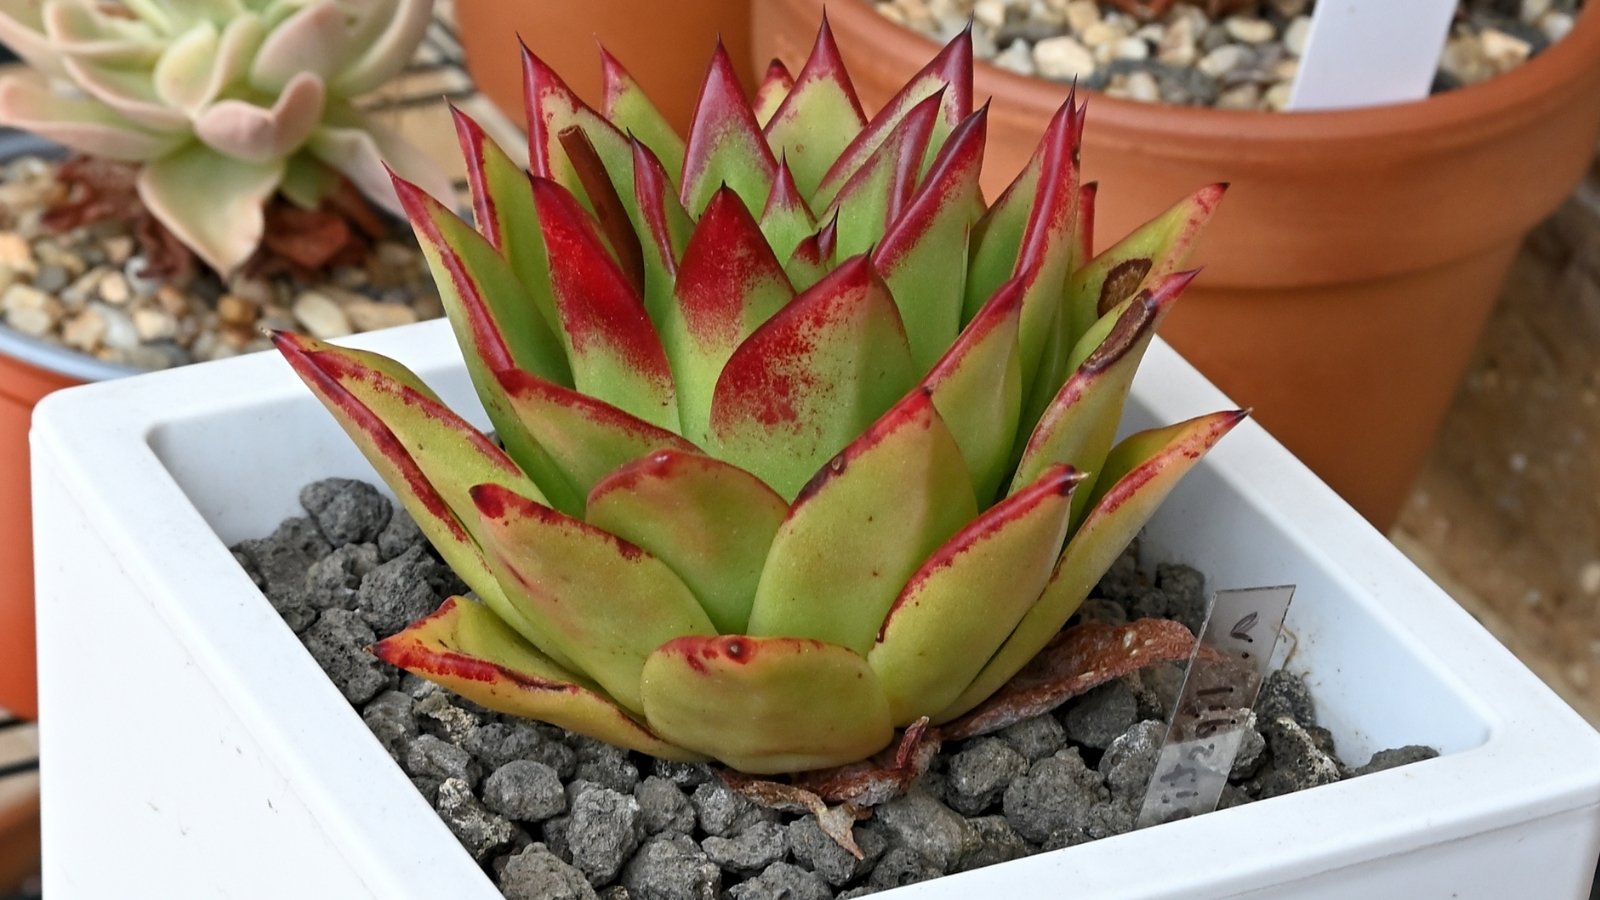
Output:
[
  {"xmin": 705, "ymin": 256, "xmax": 916, "ymax": 499},
  {"xmin": 471, "ymin": 483, "xmax": 718, "ymax": 715},
  {"xmin": 922, "ymin": 279, "xmax": 1024, "ymax": 505},
  {"xmin": 374, "ymin": 597, "xmax": 706, "ymax": 762},
  {"xmin": 587, "ymin": 449, "xmax": 789, "ymax": 635},
  {"xmin": 640, "ymin": 635, "xmax": 894, "ymax": 774},
  {"xmin": 520, "ymin": 41, "xmax": 635, "ymax": 216},
  {"xmin": 763, "ymin": 15, "xmax": 866, "ymax": 200},
  {"xmin": 759, "ymin": 158, "xmax": 818, "ymax": 265},
  {"xmin": 873, "ymin": 105, "xmax": 987, "ymax": 372},
  {"xmin": 599, "ymin": 46, "xmax": 686, "ymax": 184},
  {"xmin": 1012, "ymin": 271, "xmax": 1196, "ymax": 525},
  {"xmin": 827, "ymin": 88, "xmax": 941, "ymax": 263},
  {"xmin": 628, "ymin": 138, "xmax": 695, "ymax": 326},
  {"xmin": 751, "ymin": 58, "xmax": 794, "ymax": 128},
  {"xmin": 663, "ymin": 186, "xmax": 796, "ymax": 444},
  {"xmin": 746, "ymin": 389, "xmax": 978, "ymax": 654},
  {"xmin": 529, "ymin": 177, "xmax": 679, "ymax": 431},
  {"xmin": 138, "ymin": 143, "xmax": 284, "ymax": 275},
  {"xmin": 782, "ymin": 214, "xmax": 837, "ymax": 292},
  {"xmin": 0, "ymin": 76, "xmax": 185, "ymax": 161},
  {"xmin": 938, "ymin": 410, "xmax": 1247, "ymax": 722},
  {"xmin": 681, "ymin": 40, "xmax": 777, "ymax": 217},
  {"xmin": 869, "ymin": 464, "xmax": 1082, "ymax": 725},
  {"xmin": 812, "ymin": 26, "xmax": 971, "ymax": 211},
  {"xmin": 1068, "ymin": 183, "xmax": 1227, "ymax": 335}
]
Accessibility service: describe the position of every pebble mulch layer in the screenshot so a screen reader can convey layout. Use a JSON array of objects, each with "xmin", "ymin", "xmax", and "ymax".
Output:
[
  {"xmin": 870, "ymin": 0, "xmax": 1586, "ymax": 110},
  {"xmin": 235, "ymin": 477, "xmax": 1439, "ymax": 899},
  {"xmin": 0, "ymin": 155, "xmax": 442, "ymax": 370}
]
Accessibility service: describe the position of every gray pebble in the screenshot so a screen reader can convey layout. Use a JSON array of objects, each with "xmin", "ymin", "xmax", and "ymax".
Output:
[
  {"xmin": 1256, "ymin": 670, "xmax": 1317, "ymax": 726},
  {"xmin": 33, "ymin": 263, "xmax": 68, "ymax": 293},
  {"xmin": 1073, "ymin": 598, "xmax": 1128, "ymax": 626},
  {"xmin": 786, "ymin": 816, "xmax": 885, "ymax": 887},
  {"xmin": 1133, "ymin": 663, "xmax": 1185, "ymax": 722},
  {"xmin": 406, "ymin": 734, "xmax": 483, "ymax": 788},
  {"xmin": 555, "ymin": 781, "xmax": 644, "ymax": 886},
  {"xmin": 499, "ymin": 843, "xmax": 599, "ymax": 900},
  {"xmin": 1098, "ymin": 720, "xmax": 1164, "ymax": 804},
  {"xmin": 944, "ymin": 737, "xmax": 1027, "ymax": 816},
  {"xmin": 1252, "ymin": 716, "xmax": 1342, "ymax": 800},
  {"xmin": 1156, "ymin": 563, "xmax": 1207, "ymax": 635},
  {"xmin": 377, "ymin": 506, "xmax": 427, "ymax": 560},
  {"xmin": 691, "ymin": 779, "xmax": 776, "ymax": 838},
  {"xmin": 997, "ymin": 714, "xmax": 1067, "ymax": 762},
  {"xmin": 301, "ymin": 477, "xmax": 392, "ymax": 545},
  {"xmin": 635, "ymin": 776, "xmax": 696, "ymax": 835},
  {"xmin": 304, "ymin": 543, "xmax": 380, "ymax": 611},
  {"xmin": 875, "ymin": 787, "xmax": 976, "ymax": 872},
  {"xmin": 415, "ymin": 690, "xmax": 481, "ymax": 745},
  {"xmin": 361, "ymin": 690, "xmax": 417, "ymax": 761},
  {"xmin": 465, "ymin": 721, "xmax": 547, "ymax": 770},
  {"xmin": 574, "ymin": 737, "xmax": 642, "ymax": 794},
  {"xmin": 954, "ymin": 816, "xmax": 1030, "ymax": 873},
  {"xmin": 730, "ymin": 862, "xmax": 832, "ymax": 900},
  {"xmin": 1231, "ymin": 714, "xmax": 1268, "ymax": 779},
  {"xmin": 486, "ymin": 760, "xmax": 567, "ymax": 822},
  {"xmin": 650, "ymin": 758, "xmax": 713, "ymax": 788},
  {"xmin": 702, "ymin": 820, "xmax": 787, "ymax": 875},
  {"xmin": 1094, "ymin": 543, "xmax": 1142, "ymax": 601},
  {"xmin": 620, "ymin": 833, "xmax": 720, "ymax": 900},
  {"xmin": 868, "ymin": 847, "xmax": 940, "ymax": 890},
  {"xmin": 359, "ymin": 545, "xmax": 450, "ymax": 636},
  {"xmin": 303, "ymin": 608, "xmax": 394, "ymax": 704},
  {"xmin": 1061, "ymin": 680, "xmax": 1139, "ymax": 751},
  {"xmin": 1352, "ymin": 745, "xmax": 1439, "ymax": 777},
  {"xmin": 1003, "ymin": 748, "xmax": 1108, "ymax": 844},
  {"xmin": 235, "ymin": 516, "xmax": 331, "ymax": 603},
  {"xmin": 436, "ymin": 777, "xmax": 519, "ymax": 862}
]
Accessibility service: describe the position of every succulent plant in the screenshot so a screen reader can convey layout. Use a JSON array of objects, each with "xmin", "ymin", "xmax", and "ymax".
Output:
[
  {"xmin": 276, "ymin": 20, "xmax": 1241, "ymax": 775},
  {"xmin": 0, "ymin": 0, "xmax": 454, "ymax": 274}
]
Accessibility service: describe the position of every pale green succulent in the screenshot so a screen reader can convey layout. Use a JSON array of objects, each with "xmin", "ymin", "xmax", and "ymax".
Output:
[{"xmin": 0, "ymin": 0, "xmax": 454, "ymax": 273}]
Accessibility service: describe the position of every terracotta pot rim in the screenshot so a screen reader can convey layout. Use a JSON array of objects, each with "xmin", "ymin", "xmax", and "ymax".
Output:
[{"xmin": 820, "ymin": 0, "xmax": 1600, "ymax": 145}]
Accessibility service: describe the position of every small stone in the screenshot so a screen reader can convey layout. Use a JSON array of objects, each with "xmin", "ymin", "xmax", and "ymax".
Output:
[
  {"xmin": 499, "ymin": 844, "xmax": 598, "ymax": 900},
  {"xmin": 236, "ymin": 515, "xmax": 331, "ymax": 601},
  {"xmin": 153, "ymin": 284, "xmax": 190, "ymax": 317},
  {"xmin": 954, "ymin": 816, "xmax": 1029, "ymax": 873},
  {"xmin": 60, "ymin": 309, "xmax": 107, "ymax": 351},
  {"xmin": 293, "ymin": 290, "xmax": 353, "ymax": 339},
  {"xmin": 1480, "ymin": 28, "xmax": 1533, "ymax": 72},
  {"xmin": 992, "ymin": 39, "xmax": 1036, "ymax": 75},
  {"xmin": 1541, "ymin": 12, "xmax": 1574, "ymax": 42},
  {"xmin": 1158, "ymin": 15, "xmax": 1199, "ymax": 65},
  {"xmin": 95, "ymin": 303, "xmax": 139, "ymax": 350},
  {"xmin": 0, "ymin": 233, "xmax": 39, "ymax": 276},
  {"xmin": 2, "ymin": 283, "xmax": 60, "ymax": 335},
  {"xmin": 1074, "ymin": 598, "xmax": 1129, "ymax": 626},
  {"xmin": 131, "ymin": 306, "xmax": 177, "ymax": 341},
  {"xmin": 1255, "ymin": 670, "xmax": 1316, "ymax": 726},
  {"xmin": 1252, "ymin": 715, "xmax": 1342, "ymax": 799},
  {"xmin": 972, "ymin": 0, "xmax": 1006, "ymax": 30},
  {"xmin": 376, "ymin": 507, "xmax": 427, "ymax": 560},
  {"xmin": 97, "ymin": 271, "xmax": 131, "ymax": 305},
  {"xmin": 301, "ymin": 478, "xmax": 392, "ymax": 545},
  {"xmin": 102, "ymin": 236, "xmax": 135, "ymax": 266},
  {"xmin": 875, "ymin": 787, "xmax": 978, "ymax": 872},
  {"xmin": 555, "ymin": 781, "xmax": 644, "ymax": 886},
  {"xmin": 621, "ymin": 833, "xmax": 721, "ymax": 900},
  {"xmin": 361, "ymin": 690, "xmax": 417, "ymax": 761},
  {"xmin": 1440, "ymin": 34, "xmax": 1495, "ymax": 85},
  {"xmin": 304, "ymin": 608, "xmax": 395, "ymax": 704},
  {"xmin": 650, "ymin": 758, "xmax": 712, "ymax": 789},
  {"xmin": 945, "ymin": 737, "xmax": 1028, "ymax": 815},
  {"xmin": 1155, "ymin": 563, "xmax": 1207, "ymax": 636},
  {"xmin": 1231, "ymin": 713, "xmax": 1268, "ymax": 778},
  {"xmin": 345, "ymin": 298, "xmax": 420, "ymax": 333},
  {"xmin": 1098, "ymin": 720, "xmax": 1164, "ymax": 803},
  {"xmin": 998, "ymin": 712, "xmax": 1067, "ymax": 761},
  {"xmin": 634, "ymin": 776, "xmax": 696, "ymax": 836},
  {"xmin": 302, "ymin": 542, "xmax": 379, "ymax": 611},
  {"xmin": 1063, "ymin": 0, "xmax": 1099, "ymax": 35},
  {"xmin": 485, "ymin": 760, "xmax": 568, "ymax": 822},
  {"xmin": 1125, "ymin": 69, "xmax": 1160, "ymax": 102},
  {"xmin": 702, "ymin": 820, "xmax": 787, "ymax": 875},
  {"xmin": 729, "ymin": 862, "xmax": 830, "ymax": 900},
  {"xmin": 358, "ymin": 545, "xmax": 450, "ymax": 635},
  {"xmin": 1284, "ymin": 15, "xmax": 1312, "ymax": 56},
  {"xmin": 33, "ymin": 264, "xmax": 68, "ymax": 295},
  {"xmin": 1351, "ymin": 745, "xmax": 1438, "ymax": 777},
  {"xmin": 1223, "ymin": 16, "xmax": 1276, "ymax": 44},
  {"xmin": 436, "ymin": 777, "xmax": 519, "ymax": 862},
  {"xmin": 1215, "ymin": 83, "xmax": 1262, "ymax": 110},
  {"xmin": 573, "ymin": 737, "xmax": 642, "ymax": 794},
  {"xmin": 691, "ymin": 779, "xmax": 775, "ymax": 838},
  {"xmin": 406, "ymin": 734, "xmax": 484, "ymax": 787},
  {"xmin": 465, "ymin": 720, "xmax": 547, "ymax": 770},
  {"xmin": 1580, "ymin": 561, "xmax": 1600, "ymax": 596},
  {"xmin": 1265, "ymin": 82, "xmax": 1294, "ymax": 111},
  {"xmin": 1002, "ymin": 748, "xmax": 1107, "ymax": 843},
  {"xmin": 1032, "ymin": 35, "xmax": 1096, "ymax": 81},
  {"xmin": 217, "ymin": 293, "xmax": 259, "ymax": 327},
  {"xmin": 1061, "ymin": 680, "xmax": 1140, "ymax": 751},
  {"xmin": 1113, "ymin": 36, "xmax": 1149, "ymax": 60},
  {"xmin": 1197, "ymin": 44, "xmax": 1250, "ymax": 78},
  {"xmin": 1080, "ymin": 20, "xmax": 1125, "ymax": 49},
  {"xmin": 787, "ymin": 816, "xmax": 885, "ymax": 886},
  {"xmin": 868, "ymin": 847, "xmax": 941, "ymax": 890},
  {"xmin": 415, "ymin": 690, "xmax": 483, "ymax": 744}
]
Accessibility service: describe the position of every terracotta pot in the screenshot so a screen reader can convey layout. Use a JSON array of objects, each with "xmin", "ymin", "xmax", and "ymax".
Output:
[
  {"xmin": 753, "ymin": 0, "xmax": 1600, "ymax": 527},
  {"xmin": 456, "ymin": 0, "xmax": 754, "ymax": 134}
]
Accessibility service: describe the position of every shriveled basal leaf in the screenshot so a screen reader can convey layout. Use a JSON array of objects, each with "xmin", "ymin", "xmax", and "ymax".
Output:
[
  {"xmin": 763, "ymin": 14, "xmax": 866, "ymax": 200},
  {"xmin": 472, "ymin": 484, "xmax": 716, "ymax": 715},
  {"xmin": 681, "ymin": 39, "xmax": 777, "ymax": 216},
  {"xmin": 138, "ymin": 144, "xmax": 283, "ymax": 274},
  {"xmin": 663, "ymin": 186, "xmax": 796, "ymax": 444},
  {"xmin": 374, "ymin": 597, "xmax": 705, "ymax": 761},
  {"xmin": 921, "ymin": 278, "xmax": 1023, "ymax": 504},
  {"xmin": 640, "ymin": 635, "xmax": 894, "ymax": 774},
  {"xmin": 870, "ymin": 465, "xmax": 1081, "ymax": 725},
  {"xmin": 939, "ymin": 409, "xmax": 1246, "ymax": 721},
  {"xmin": 558, "ymin": 125, "xmax": 646, "ymax": 296},
  {"xmin": 705, "ymin": 256, "xmax": 915, "ymax": 500},
  {"xmin": 745, "ymin": 389, "xmax": 977, "ymax": 654},
  {"xmin": 588, "ymin": 450, "xmax": 789, "ymax": 635}
]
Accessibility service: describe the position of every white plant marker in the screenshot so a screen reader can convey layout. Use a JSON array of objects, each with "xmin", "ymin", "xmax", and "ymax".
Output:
[{"xmin": 1288, "ymin": 0, "xmax": 1459, "ymax": 111}]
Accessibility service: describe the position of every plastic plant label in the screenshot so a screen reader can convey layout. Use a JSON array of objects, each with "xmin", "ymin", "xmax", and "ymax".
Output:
[
  {"xmin": 1289, "ymin": 0, "xmax": 1457, "ymax": 111},
  {"xmin": 1136, "ymin": 585, "xmax": 1295, "ymax": 828}
]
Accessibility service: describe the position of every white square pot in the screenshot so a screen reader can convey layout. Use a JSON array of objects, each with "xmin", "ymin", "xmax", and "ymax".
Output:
[{"xmin": 31, "ymin": 319, "xmax": 1600, "ymax": 898}]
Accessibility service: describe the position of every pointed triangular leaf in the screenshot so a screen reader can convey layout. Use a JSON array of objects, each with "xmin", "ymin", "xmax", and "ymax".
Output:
[
  {"xmin": 745, "ymin": 389, "xmax": 978, "ymax": 654},
  {"xmin": 629, "ymin": 138, "xmax": 695, "ymax": 326},
  {"xmin": 374, "ymin": 597, "xmax": 705, "ymax": 761},
  {"xmin": 763, "ymin": 15, "xmax": 867, "ymax": 200},
  {"xmin": 681, "ymin": 39, "xmax": 777, "ymax": 216},
  {"xmin": 641, "ymin": 635, "xmax": 893, "ymax": 774},
  {"xmin": 529, "ymin": 177, "xmax": 678, "ymax": 431},
  {"xmin": 922, "ymin": 279, "xmax": 1024, "ymax": 504},
  {"xmin": 520, "ymin": 41, "xmax": 635, "ymax": 215},
  {"xmin": 706, "ymin": 256, "xmax": 917, "ymax": 499},
  {"xmin": 813, "ymin": 27, "xmax": 972, "ymax": 210},
  {"xmin": 869, "ymin": 465, "xmax": 1082, "ymax": 725},
  {"xmin": 827, "ymin": 88, "xmax": 941, "ymax": 262},
  {"xmin": 588, "ymin": 450, "xmax": 789, "ymax": 634},
  {"xmin": 663, "ymin": 186, "xmax": 796, "ymax": 444},
  {"xmin": 600, "ymin": 46, "xmax": 686, "ymax": 186},
  {"xmin": 873, "ymin": 105, "xmax": 986, "ymax": 372},
  {"xmin": 783, "ymin": 213, "xmax": 836, "ymax": 292},
  {"xmin": 1012, "ymin": 272, "xmax": 1196, "ymax": 525},
  {"xmin": 760, "ymin": 157, "xmax": 817, "ymax": 265},
  {"xmin": 497, "ymin": 368, "xmax": 698, "ymax": 513},
  {"xmin": 752, "ymin": 58, "xmax": 794, "ymax": 128},
  {"xmin": 472, "ymin": 484, "xmax": 717, "ymax": 715},
  {"xmin": 938, "ymin": 410, "xmax": 1247, "ymax": 722}
]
